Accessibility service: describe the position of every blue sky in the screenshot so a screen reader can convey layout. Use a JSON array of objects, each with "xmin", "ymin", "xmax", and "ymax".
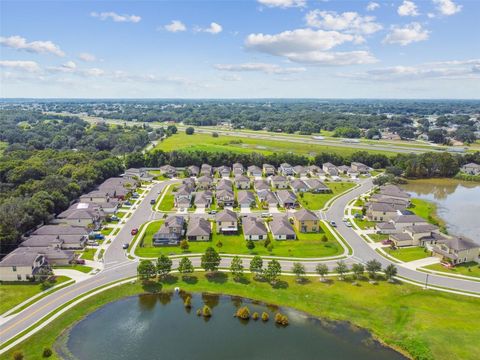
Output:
[{"xmin": 1, "ymin": 0, "xmax": 479, "ymax": 98}]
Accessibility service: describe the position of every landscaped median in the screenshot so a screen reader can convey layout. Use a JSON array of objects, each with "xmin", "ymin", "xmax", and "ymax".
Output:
[{"xmin": 2, "ymin": 272, "xmax": 480, "ymax": 360}]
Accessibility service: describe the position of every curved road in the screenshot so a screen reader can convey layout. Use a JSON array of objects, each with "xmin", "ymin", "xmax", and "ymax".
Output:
[{"xmin": 1, "ymin": 178, "xmax": 479, "ymax": 348}]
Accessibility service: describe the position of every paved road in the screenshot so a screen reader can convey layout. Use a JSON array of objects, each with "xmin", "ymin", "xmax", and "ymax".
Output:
[{"xmin": 1, "ymin": 178, "xmax": 479, "ymax": 348}]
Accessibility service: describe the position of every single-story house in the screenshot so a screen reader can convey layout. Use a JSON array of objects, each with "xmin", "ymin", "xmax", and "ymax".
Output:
[
  {"xmin": 32, "ymin": 225, "xmax": 88, "ymax": 238},
  {"xmin": 234, "ymin": 175, "xmax": 250, "ymax": 189},
  {"xmin": 376, "ymin": 222, "xmax": 397, "ymax": 234},
  {"xmin": 216, "ymin": 178, "xmax": 233, "ymax": 191},
  {"xmin": 187, "ymin": 165, "xmax": 200, "ymax": 177},
  {"xmin": 293, "ymin": 208, "xmax": 320, "ymax": 233},
  {"xmin": 254, "ymin": 179, "xmax": 270, "ymax": 192},
  {"xmin": 56, "ymin": 203, "xmax": 104, "ymax": 228},
  {"xmin": 351, "ymin": 162, "xmax": 370, "ymax": 174},
  {"xmin": 279, "ymin": 163, "xmax": 294, "ymax": 176},
  {"xmin": 322, "ymin": 163, "xmax": 338, "ymax": 176},
  {"xmin": 124, "ymin": 168, "xmax": 153, "ymax": 181},
  {"xmin": 216, "ymin": 189, "xmax": 235, "ymax": 207},
  {"xmin": 290, "ymin": 179, "xmax": 309, "ymax": 193},
  {"xmin": 186, "ymin": 218, "xmax": 211, "ymax": 241},
  {"xmin": 194, "ymin": 191, "xmax": 213, "ymax": 208},
  {"xmin": 257, "ymin": 189, "xmax": 278, "ymax": 207},
  {"xmin": 304, "ymin": 179, "xmax": 330, "ymax": 193},
  {"xmin": 33, "ymin": 246, "xmax": 75, "ymax": 266},
  {"xmin": 232, "ymin": 163, "xmax": 244, "ymax": 176},
  {"xmin": 196, "ymin": 176, "xmax": 213, "ymax": 190},
  {"xmin": 153, "ymin": 216, "xmax": 184, "ymax": 246},
  {"xmin": 271, "ymin": 175, "xmax": 288, "ymax": 189},
  {"xmin": 200, "ymin": 164, "xmax": 213, "ymax": 176},
  {"xmin": 293, "ymin": 165, "xmax": 307, "ymax": 178},
  {"xmin": 337, "ymin": 165, "xmax": 351, "ymax": 174},
  {"xmin": 276, "ymin": 190, "xmax": 298, "ymax": 209},
  {"xmin": 237, "ymin": 191, "xmax": 256, "ymax": 208},
  {"xmin": 159, "ymin": 165, "xmax": 177, "ymax": 178},
  {"xmin": 269, "ymin": 216, "xmax": 296, "ymax": 240},
  {"xmin": 80, "ymin": 190, "xmax": 110, "ymax": 204},
  {"xmin": 378, "ymin": 185, "xmax": 411, "ymax": 202},
  {"xmin": 243, "ymin": 217, "xmax": 268, "ymax": 241},
  {"xmin": 216, "ymin": 165, "xmax": 231, "ymax": 178},
  {"xmin": 263, "ymin": 164, "xmax": 276, "ymax": 176},
  {"xmin": 215, "ymin": 209, "xmax": 238, "ymax": 234},
  {"xmin": 307, "ymin": 165, "xmax": 324, "ymax": 177},
  {"xmin": 21, "ymin": 234, "xmax": 87, "ymax": 250},
  {"xmin": 390, "ymin": 215, "xmax": 428, "ymax": 231},
  {"xmin": 0, "ymin": 248, "xmax": 47, "ymax": 282},
  {"xmin": 461, "ymin": 163, "xmax": 480, "ymax": 176},
  {"xmin": 247, "ymin": 165, "xmax": 263, "ymax": 177}
]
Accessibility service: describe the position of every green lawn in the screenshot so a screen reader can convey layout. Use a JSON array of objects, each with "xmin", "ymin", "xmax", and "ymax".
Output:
[
  {"xmin": 354, "ymin": 218, "xmax": 376, "ymax": 230},
  {"xmin": 155, "ymin": 185, "xmax": 176, "ymax": 211},
  {"xmin": 370, "ymin": 233, "xmax": 389, "ymax": 242},
  {"xmin": 385, "ymin": 247, "xmax": 432, "ymax": 262},
  {"xmin": 408, "ymin": 198, "xmax": 445, "ymax": 230},
  {"xmin": 53, "ymin": 265, "xmax": 93, "ymax": 274},
  {"xmin": 0, "ymin": 276, "xmax": 70, "ymax": 315},
  {"xmin": 135, "ymin": 220, "xmax": 342, "ymax": 258},
  {"xmin": 424, "ymin": 262, "xmax": 480, "ymax": 279},
  {"xmin": 5, "ymin": 273, "xmax": 480, "ymax": 360},
  {"xmin": 101, "ymin": 227, "xmax": 114, "ymax": 236},
  {"xmin": 79, "ymin": 248, "xmax": 95, "ymax": 261},
  {"xmin": 298, "ymin": 182, "xmax": 356, "ymax": 210}
]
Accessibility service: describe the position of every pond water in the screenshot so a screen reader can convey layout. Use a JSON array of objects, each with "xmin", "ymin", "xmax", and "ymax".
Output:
[
  {"xmin": 402, "ymin": 179, "xmax": 480, "ymax": 244},
  {"xmin": 61, "ymin": 292, "xmax": 406, "ymax": 360}
]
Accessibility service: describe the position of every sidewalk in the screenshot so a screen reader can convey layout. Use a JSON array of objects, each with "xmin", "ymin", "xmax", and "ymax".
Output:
[{"xmin": 401, "ymin": 257, "xmax": 440, "ymax": 270}]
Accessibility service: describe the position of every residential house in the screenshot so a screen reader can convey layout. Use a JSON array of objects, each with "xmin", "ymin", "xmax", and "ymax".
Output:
[
  {"xmin": 254, "ymin": 179, "xmax": 270, "ymax": 192},
  {"xmin": 215, "ymin": 209, "xmax": 238, "ymax": 234},
  {"xmin": 304, "ymin": 179, "xmax": 330, "ymax": 193},
  {"xmin": 98, "ymin": 177, "xmax": 132, "ymax": 200},
  {"xmin": 183, "ymin": 177, "xmax": 196, "ymax": 188},
  {"xmin": 351, "ymin": 162, "xmax": 370, "ymax": 174},
  {"xmin": 24, "ymin": 246, "xmax": 74, "ymax": 266},
  {"xmin": 366, "ymin": 203, "xmax": 398, "ymax": 222},
  {"xmin": 243, "ymin": 217, "xmax": 268, "ymax": 240},
  {"xmin": 32, "ymin": 225, "xmax": 88, "ymax": 247},
  {"xmin": 389, "ymin": 224, "xmax": 440, "ymax": 247},
  {"xmin": 234, "ymin": 175, "xmax": 250, "ymax": 189},
  {"xmin": 56, "ymin": 203, "xmax": 104, "ymax": 228},
  {"xmin": 293, "ymin": 209, "xmax": 320, "ymax": 233},
  {"xmin": 432, "ymin": 236, "xmax": 480, "ymax": 265},
  {"xmin": 0, "ymin": 248, "xmax": 47, "ymax": 281},
  {"xmin": 290, "ymin": 179, "xmax": 309, "ymax": 193},
  {"xmin": 80, "ymin": 190, "xmax": 110, "ymax": 204},
  {"xmin": 269, "ymin": 216, "xmax": 296, "ymax": 240},
  {"xmin": 187, "ymin": 165, "xmax": 200, "ymax": 177},
  {"xmin": 174, "ymin": 185, "xmax": 194, "ymax": 208},
  {"xmin": 337, "ymin": 165, "xmax": 351, "ymax": 174},
  {"xmin": 369, "ymin": 194, "xmax": 409, "ymax": 211},
  {"xmin": 216, "ymin": 165, "xmax": 231, "ymax": 178},
  {"xmin": 232, "ymin": 163, "xmax": 244, "ymax": 176},
  {"xmin": 194, "ymin": 191, "xmax": 213, "ymax": 208},
  {"xmin": 21, "ymin": 234, "xmax": 87, "ymax": 249},
  {"xmin": 216, "ymin": 178, "xmax": 233, "ymax": 191},
  {"xmin": 216, "ymin": 188, "xmax": 235, "ymax": 207},
  {"xmin": 322, "ymin": 163, "xmax": 338, "ymax": 176},
  {"xmin": 97, "ymin": 200, "xmax": 119, "ymax": 214},
  {"xmin": 307, "ymin": 165, "xmax": 324, "ymax": 177},
  {"xmin": 247, "ymin": 165, "xmax": 263, "ymax": 177},
  {"xmin": 196, "ymin": 175, "xmax": 213, "ymax": 190},
  {"xmin": 257, "ymin": 189, "xmax": 278, "ymax": 207},
  {"xmin": 263, "ymin": 164, "xmax": 276, "ymax": 176},
  {"xmin": 390, "ymin": 215, "xmax": 428, "ymax": 231},
  {"xmin": 200, "ymin": 164, "xmax": 213, "ymax": 176},
  {"xmin": 461, "ymin": 162, "xmax": 480, "ymax": 176},
  {"xmin": 237, "ymin": 191, "xmax": 256, "ymax": 209},
  {"xmin": 279, "ymin": 163, "xmax": 294, "ymax": 176},
  {"xmin": 124, "ymin": 168, "xmax": 153, "ymax": 181},
  {"xmin": 378, "ymin": 185, "xmax": 410, "ymax": 202},
  {"xmin": 376, "ymin": 222, "xmax": 397, "ymax": 235},
  {"xmin": 153, "ymin": 216, "xmax": 184, "ymax": 246},
  {"xmin": 276, "ymin": 190, "xmax": 298, "ymax": 209},
  {"xmin": 186, "ymin": 218, "xmax": 211, "ymax": 241},
  {"xmin": 271, "ymin": 175, "xmax": 288, "ymax": 189},
  {"xmin": 159, "ymin": 165, "xmax": 177, "ymax": 178},
  {"xmin": 293, "ymin": 165, "xmax": 307, "ymax": 178}
]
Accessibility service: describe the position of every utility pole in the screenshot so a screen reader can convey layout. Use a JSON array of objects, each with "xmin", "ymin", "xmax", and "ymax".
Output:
[{"xmin": 424, "ymin": 274, "xmax": 429, "ymax": 289}]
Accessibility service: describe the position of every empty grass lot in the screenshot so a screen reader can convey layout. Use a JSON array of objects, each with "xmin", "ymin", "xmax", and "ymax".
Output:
[
  {"xmin": 135, "ymin": 220, "xmax": 342, "ymax": 258},
  {"xmin": 384, "ymin": 247, "xmax": 432, "ymax": 262},
  {"xmin": 424, "ymin": 262, "xmax": 480, "ymax": 279},
  {"xmin": 298, "ymin": 182, "xmax": 356, "ymax": 210}
]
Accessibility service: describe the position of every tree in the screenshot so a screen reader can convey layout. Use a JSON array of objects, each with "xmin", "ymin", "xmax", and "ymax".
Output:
[
  {"xmin": 249, "ymin": 255, "xmax": 263, "ymax": 279},
  {"xmin": 12, "ymin": 351, "xmax": 24, "ymax": 360},
  {"xmin": 263, "ymin": 259, "xmax": 281, "ymax": 285},
  {"xmin": 351, "ymin": 263, "xmax": 365, "ymax": 280},
  {"xmin": 384, "ymin": 264, "xmax": 398, "ymax": 282},
  {"xmin": 212, "ymin": 132, "xmax": 219, "ymax": 138},
  {"xmin": 366, "ymin": 259, "xmax": 382, "ymax": 279},
  {"xmin": 35, "ymin": 266, "xmax": 53, "ymax": 282},
  {"xmin": 201, "ymin": 246, "xmax": 221, "ymax": 273},
  {"xmin": 185, "ymin": 127, "xmax": 195, "ymax": 135},
  {"xmin": 246, "ymin": 239, "xmax": 255, "ymax": 251},
  {"xmin": 230, "ymin": 256, "xmax": 244, "ymax": 281},
  {"xmin": 335, "ymin": 260, "xmax": 349, "ymax": 280},
  {"xmin": 42, "ymin": 347, "xmax": 53, "ymax": 358},
  {"xmin": 156, "ymin": 255, "xmax": 172, "ymax": 278},
  {"xmin": 178, "ymin": 257, "xmax": 194, "ymax": 276},
  {"xmin": 137, "ymin": 260, "xmax": 156, "ymax": 280},
  {"xmin": 315, "ymin": 263, "xmax": 329, "ymax": 282},
  {"xmin": 292, "ymin": 262, "xmax": 305, "ymax": 282}
]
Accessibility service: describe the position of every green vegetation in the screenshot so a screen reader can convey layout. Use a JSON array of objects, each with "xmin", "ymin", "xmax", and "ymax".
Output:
[
  {"xmin": 424, "ymin": 262, "xmax": 480, "ymax": 279},
  {"xmin": 408, "ymin": 198, "xmax": 446, "ymax": 230},
  {"xmin": 354, "ymin": 218, "xmax": 376, "ymax": 230},
  {"xmin": 369, "ymin": 234, "xmax": 389, "ymax": 242},
  {"xmin": 0, "ymin": 276, "xmax": 70, "ymax": 315},
  {"xmin": 298, "ymin": 182, "xmax": 355, "ymax": 210},
  {"xmin": 135, "ymin": 221, "xmax": 342, "ymax": 258},
  {"xmin": 53, "ymin": 265, "xmax": 93, "ymax": 274},
  {"xmin": 116, "ymin": 211, "xmax": 127, "ymax": 219},
  {"xmin": 157, "ymin": 186, "xmax": 175, "ymax": 211},
  {"xmin": 100, "ymin": 227, "xmax": 114, "ymax": 236},
  {"xmin": 5, "ymin": 272, "xmax": 480, "ymax": 360},
  {"xmin": 79, "ymin": 248, "xmax": 95, "ymax": 261},
  {"xmin": 384, "ymin": 247, "xmax": 432, "ymax": 262}
]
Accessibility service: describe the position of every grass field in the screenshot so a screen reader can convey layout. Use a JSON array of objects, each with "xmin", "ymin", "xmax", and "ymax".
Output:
[
  {"xmin": 424, "ymin": 262, "xmax": 480, "ymax": 278},
  {"xmin": 0, "ymin": 276, "xmax": 70, "ymax": 315},
  {"xmin": 408, "ymin": 198, "xmax": 446, "ymax": 230},
  {"xmin": 384, "ymin": 247, "xmax": 432, "ymax": 262},
  {"xmin": 135, "ymin": 220, "xmax": 342, "ymax": 258},
  {"xmin": 53, "ymin": 265, "xmax": 93, "ymax": 274},
  {"xmin": 156, "ymin": 132, "xmax": 397, "ymax": 157},
  {"xmin": 79, "ymin": 248, "xmax": 95, "ymax": 261},
  {"xmin": 5, "ymin": 273, "xmax": 480, "ymax": 360},
  {"xmin": 354, "ymin": 218, "xmax": 376, "ymax": 230},
  {"xmin": 298, "ymin": 182, "xmax": 355, "ymax": 210},
  {"xmin": 100, "ymin": 227, "xmax": 114, "ymax": 236},
  {"xmin": 370, "ymin": 233, "xmax": 389, "ymax": 242}
]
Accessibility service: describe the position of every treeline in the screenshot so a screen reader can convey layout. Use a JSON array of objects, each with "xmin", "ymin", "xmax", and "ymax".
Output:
[
  {"xmin": 125, "ymin": 149, "xmax": 479, "ymax": 179},
  {"xmin": 0, "ymin": 150, "xmax": 124, "ymax": 252}
]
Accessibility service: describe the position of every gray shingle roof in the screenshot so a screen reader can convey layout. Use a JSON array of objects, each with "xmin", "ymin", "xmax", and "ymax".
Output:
[
  {"xmin": 33, "ymin": 225, "xmax": 88, "ymax": 236},
  {"xmin": 237, "ymin": 190, "xmax": 255, "ymax": 205},
  {"xmin": 215, "ymin": 209, "xmax": 237, "ymax": 222},
  {"xmin": 186, "ymin": 218, "xmax": 211, "ymax": 237},
  {"xmin": 0, "ymin": 248, "xmax": 43, "ymax": 267},
  {"xmin": 243, "ymin": 217, "xmax": 267, "ymax": 236},
  {"xmin": 293, "ymin": 208, "xmax": 319, "ymax": 221},
  {"xmin": 269, "ymin": 217, "xmax": 296, "ymax": 236}
]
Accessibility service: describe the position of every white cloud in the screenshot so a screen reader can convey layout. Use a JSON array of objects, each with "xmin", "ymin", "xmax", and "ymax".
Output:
[
  {"xmin": 83, "ymin": 68, "xmax": 105, "ymax": 77},
  {"xmin": 62, "ymin": 61, "xmax": 77, "ymax": 70},
  {"xmin": 90, "ymin": 11, "xmax": 141, "ymax": 23},
  {"xmin": 398, "ymin": 1, "xmax": 420, "ymax": 16},
  {"xmin": 432, "ymin": 0, "xmax": 462, "ymax": 16},
  {"xmin": 284, "ymin": 51, "xmax": 378, "ymax": 65},
  {"xmin": 0, "ymin": 60, "xmax": 40, "ymax": 72},
  {"xmin": 305, "ymin": 10, "xmax": 382, "ymax": 35},
  {"xmin": 215, "ymin": 62, "xmax": 306, "ymax": 74},
  {"xmin": 0, "ymin": 35, "xmax": 65, "ymax": 56},
  {"xmin": 366, "ymin": 2, "xmax": 380, "ymax": 11},
  {"xmin": 339, "ymin": 59, "xmax": 480, "ymax": 81},
  {"xmin": 220, "ymin": 74, "xmax": 242, "ymax": 81},
  {"xmin": 164, "ymin": 20, "xmax": 187, "ymax": 33},
  {"xmin": 78, "ymin": 53, "xmax": 96, "ymax": 62},
  {"xmin": 195, "ymin": 22, "xmax": 223, "ymax": 34},
  {"xmin": 257, "ymin": 0, "xmax": 306, "ymax": 8},
  {"xmin": 383, "ymin": 22, "xmax": 429, "ymax": 46}
]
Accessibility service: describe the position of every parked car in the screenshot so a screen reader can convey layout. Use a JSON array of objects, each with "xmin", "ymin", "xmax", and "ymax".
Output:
[
  {"xmin": 122, "ymin": 243, "xmax": 129, "ymax": 250},
  {"xmin": 354, "ymin": 213, "xmax": 363, "ymax": 219},
  {"xmin": 261, "ymin": 212, "xmax": 272, "ymax": 218},
  {"xmin": 330, "ymin": 221, "xmax": 337, "ymax": 227},
  {"xmin": 131, "ymin": 228, "xmax": 138, "ymax": 235},
  {"xmin": 209, "ymin": 210, "xmax": 217, "ymax": 214},
  {"xmin": 381, "ymin": 239, "xmax": 393, "ymax": 245},
  {"xmin": 75, "ymin": 259, "xmax": 86, "ymax": 265},
  {"xmin": 124, "ymin": 201, "xmax": 132, "ymax": 206},
  {"xmin": 110, "ymin": 215, "xmax": 119, "ymax": 221},
  {"xmin": 150, "ymin": 199, "xmax": 156, "ymax": 205},
  {"xmin": 345, "ymin": 222, "xmax": 352, "ymax": 227},
  {"xmin": 89, "ymin": 232, "xmax": 105, "ymax": 240}
]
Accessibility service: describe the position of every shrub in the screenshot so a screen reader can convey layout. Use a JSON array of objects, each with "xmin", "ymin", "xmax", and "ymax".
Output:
[
  {"xmin": 184, "ymin": 296, "xmax": 192, "ymax": 309},
  {"xmin": 252, "ymin": 312, "xmax": 259, "ymax": 320},
  {"xmin": 42, "ymin": 348, "xmax": 53, "ymax": 358},
  {"xmin": 274, "ymin": 313, "xmax": 289, "ymax": 326},
  {"xmin": 216, "ymin": 241, "xmax": 223, "ymax": 248},
  {"xmin": 261, "ymin": 312, "xmax": 269, "ymax": 321},
  {"xmin": 235, "ymin": 306, "xmax": 251, "ymax": 320},
  {"xmin": 202, "ymin": 305, "xmax": 212, "ymax": 317},
  {"xmin": 12, "ymin": 351, "xmax": 24, "ymax": 360},
  {"xmin": 180, "ymin": 240, "xmax": 189, "ymax": 251},
  {"xmin": 196, "ymin": 309, "xmax": 201, "ymax": 316},
  {"xmin": 321, "ymin": 234, "xmax": 328, "ymax": 242}
]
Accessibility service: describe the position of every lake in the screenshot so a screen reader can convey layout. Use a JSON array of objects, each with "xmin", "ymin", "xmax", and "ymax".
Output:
[
  {"xmin": 402, "ymin": 179, "xmax": 480, "ymax": 244},
  {"xmin": 59, "ymin": 292, "xmax": 406, "ymax": 360}
]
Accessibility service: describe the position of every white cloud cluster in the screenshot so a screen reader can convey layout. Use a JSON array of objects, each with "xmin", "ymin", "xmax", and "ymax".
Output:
[
  {"xmin": 257, "ymin": 0, "xmax": 306, "ymax": 8},
  {"xmin": 245, "ymin": 28, "xmax": 377, "ymax": 65},
  {"xmin": 366, "ymin": 2, "xmax": 380, "ymax": 11},
  {"xmin": 305, "ymin": 10, "xmax": 382, "ymax": 35},
  {"xmin": 0, "ymin": 60, "xmax": 41, "ymax": 72},
  {"xmin": 90, "ymin": 11, "xmax": 141, "ymax": 23},
  {"xmin": 164, "ymin": 20, "xmax": 187, "ymax": 33},
  {"xmin": 78, "ymin": 53, "xmax": 96, "ymax": 62},
  {"xmin": 195, "ymin": 22, "xmax": 223, "ymax": 34},
  {"xmin": 433, "ymin": 0, "xmax": 462, "ymax": 16},
  {"xmin": 215, "ymin": 62, "xmax": 306, "ymax": 74},
  {"xmin": 383, "ymin": 22, "xmax": 429, "ymax": 46},
  {"xmin": 398, "ymin": 1, "xmax": 420, "ymax": 17},
  {"xmin": 0, "ymin": 35, "xmax": 65, "ymax": 56}
]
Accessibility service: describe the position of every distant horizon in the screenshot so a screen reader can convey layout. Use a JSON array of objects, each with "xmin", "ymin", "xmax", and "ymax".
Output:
[{"xmin": 2, "ymin": 97, "xmax": 480, "ymax": 101}]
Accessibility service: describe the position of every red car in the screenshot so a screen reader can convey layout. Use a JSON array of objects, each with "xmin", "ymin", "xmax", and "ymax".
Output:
[{"xmin": 131, "ymin": 228, "xmax": 138, "ymax": 235}]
